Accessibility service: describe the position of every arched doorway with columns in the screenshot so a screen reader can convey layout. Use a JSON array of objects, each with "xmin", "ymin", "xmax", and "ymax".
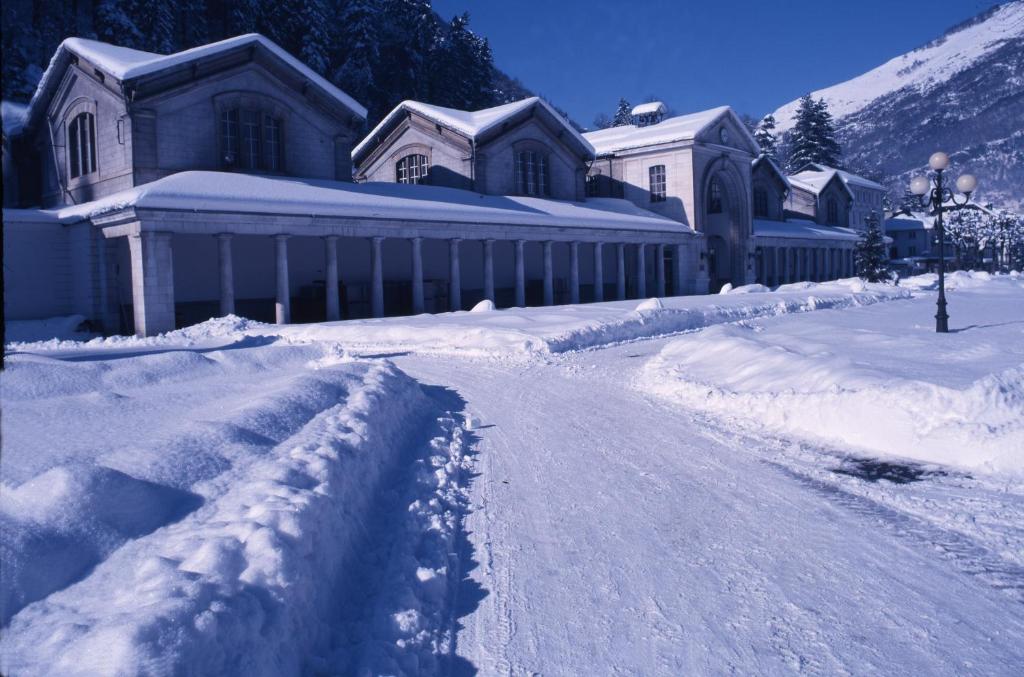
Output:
[{"xmin": 699, "ymin": 156, "xmax": 752, "ymax": 292}]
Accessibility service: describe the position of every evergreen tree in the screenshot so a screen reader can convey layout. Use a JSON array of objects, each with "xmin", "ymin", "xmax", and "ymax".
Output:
[
  {"xmin": 592, "ymin": 113, "xmax": 613, "ymax": 129},
  {"xmin": 332, "ymin": 0, "xmax": 380, "ymax": 116},
  {"xmin": 612, "ymin": 98, "xmax": 632, "ymax": 126},
  {"xmin": 428, "ymin": 13, "xmax": 495, "ymax": 112},
  {"xmin": 786, "ymin": 95, "xmax": 842, "ymax": 171},
  {"xmin": 95, "ymin": 0, "xmax": 144, "ymax": 49},
  {"xmin": 377, "ymin": 0, "xmax": 439, "ymax": 104},
  {"xmin": 754, "ymin": 114, "xmax": 778, "ymax": 159},
  {"xmin": 855, "ymin": 212, "xmax": 890, "ymax": 282}
]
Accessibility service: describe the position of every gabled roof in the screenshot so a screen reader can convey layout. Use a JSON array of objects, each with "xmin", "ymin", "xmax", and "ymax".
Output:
[
  {"xmin": 630, "ymin": 101, "xmax": 666, "ymax": 116},
  {"xmin": 788, "ymin": 168, "xmax": 857, "ymax": 202},
  {"xmin": 583, "ymin": 105, "xmax": 759, "ymax": 156},
  {"xmin": 796, "ymin": 162, "xmax": 885, "ymax": 191},
  {"xmin": 352, "ymin": 97, "xmax": 594, "ymax": 166},
  {"xmin": 751, "ymin": 154, "xmax": 791, "ymax": 190},
  {"xmin": 19, "ymin": 34, "xmax": 366, "ymax": 134}
]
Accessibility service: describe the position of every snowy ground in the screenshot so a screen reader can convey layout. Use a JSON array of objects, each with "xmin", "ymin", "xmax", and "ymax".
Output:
[{"xmin": 2, "ymin": 273, "xmax": 1023, "ymax": 674}]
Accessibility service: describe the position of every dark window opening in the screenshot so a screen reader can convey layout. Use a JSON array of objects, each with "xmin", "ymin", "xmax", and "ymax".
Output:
[
  {"xmin": 396, "ymin": 154, "xmax": 429, "ymax": 184},
  {"xmin": 649, "ymin": 164, "xmax": 666, "ymax": 202},
  {"xmin": 708, "ymin": 178, "xmax": 723, "ymax": 214},
  {"xmin": 220, "ymin": 107, "xmax": 283, "ymax": 172},
  {"xmin": 754, "ymin": 186, "xmax": 769, "ymax": 218},
  {"xmin": 515, "ymin": 150, "xmax": 550, "ymax": 197},
  {"xmin": 68, "ymin": 112, "xmax": 97, "ymax": 179}
]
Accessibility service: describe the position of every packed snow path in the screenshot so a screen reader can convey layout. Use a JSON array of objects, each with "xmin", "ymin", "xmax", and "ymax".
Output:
[{"xmin": 391, "ymin": 341, "xmax": 1024, "ymax": 675}]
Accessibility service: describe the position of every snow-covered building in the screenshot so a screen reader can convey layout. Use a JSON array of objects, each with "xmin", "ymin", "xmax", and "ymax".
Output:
[
  {"xmin": 788, "ymin": 163, "xmax": 887, "ymax": 232},
  {"xmin": 2, "ymin": 36, "xmax": 698, "ymax": 336},
  {"xmin": 583, "ymin": 105, "xmax": 859, "ymax": 291}
]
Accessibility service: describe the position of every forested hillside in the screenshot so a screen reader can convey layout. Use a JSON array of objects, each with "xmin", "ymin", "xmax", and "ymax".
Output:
[{"xmin": 0, "ymin": 0, "xmax": 534, "ymax": 126}]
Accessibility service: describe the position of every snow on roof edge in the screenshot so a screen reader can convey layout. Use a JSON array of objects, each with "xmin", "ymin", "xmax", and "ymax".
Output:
[{"xmin": 22, "ymin": 33, "xmax": 366, "ymax": 133}]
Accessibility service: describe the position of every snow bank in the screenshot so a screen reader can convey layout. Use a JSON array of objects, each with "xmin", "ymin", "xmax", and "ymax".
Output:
[
  {"xmin": 639, "ymin": 274, "xmax": 1024, "ymax": 474},
  {"xmin": 0, "ymin": 341, "xmax": 449, "ymax": 675},
  {"xmin": 268, "ymin": 279, "xmax": 910, "ymax": 358}
]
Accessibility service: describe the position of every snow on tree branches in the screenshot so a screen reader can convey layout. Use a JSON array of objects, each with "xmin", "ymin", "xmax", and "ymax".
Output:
[
  {"xmin": 786, "ymin": 95, "xmax": 842, "ymax": 171},
  {"xmin": 856, "ymin": 212, "xmax": 890, "ymax": 282},
  {"xmin": 754, "ymin": 114, "xmax": 778, "ymax": 160}
]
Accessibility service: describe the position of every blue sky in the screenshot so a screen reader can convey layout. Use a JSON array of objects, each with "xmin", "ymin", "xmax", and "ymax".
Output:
[{"xmin": 433, "ymin": 0, "xmax": 1005, "ymax": 127}]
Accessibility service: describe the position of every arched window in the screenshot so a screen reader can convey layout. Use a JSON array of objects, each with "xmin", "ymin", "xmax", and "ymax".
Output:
[
  {"xmin": 826, "ymin": 197, "xmax": 839, "ymax": 225},
  {"xmin": 396, "ymin": 154, "xmax": 429, "ymax": 184},
  {"xmin": 708, "ymin": 177, "xmax": 723, "ymax": 214},
  {"xmin": 753, "ymin": 186, "xmax": 769, "ymax": 218},
  {"xmin": 515, "ymin": 150, "xmax": 549, "ymax": 197},
  {"xmin": 68, "ymin": 112, "xmax": 97, "ymax": 179},
  {"xmin": 649, "ymin": 165, "xmax": 666, "ymax": 202},
  {"xmin": 220, "ymin": 107, "xmax": 284, "ymax": 171}
]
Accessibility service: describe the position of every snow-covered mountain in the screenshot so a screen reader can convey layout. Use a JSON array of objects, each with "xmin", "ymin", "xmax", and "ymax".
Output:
[{"xmin": 771, "ymin": 1, "xmax": 1024, "ymax": 209}]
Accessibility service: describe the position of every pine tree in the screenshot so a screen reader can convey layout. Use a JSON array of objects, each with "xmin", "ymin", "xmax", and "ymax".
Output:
[
  {"xmin": 612, "ymin": 98, "xmax": 632, "ymax": 126},
  {"xmin": 786, "ymin": 95, "xmax": 842, "ymax": 171},
  {"xmin": 332, "ymin": 0, "xmax": 380, "ymax": 116},
  {"xmin": 95, "ymin": 0, "xmax": 144, "ymax": 49},
  {"xmin": 855, "ymin": 212, "xmax": 890, "ymax": 282},
  {"xmin": 428, "ymin": 13, "xmax": 495, "ymax": 112},
  {"xmin": 592, "ymin": 113, "xmax": 613, "ymax": 129},
  {"xmin": 754, "ymin": 114, "xmax": 778, "ymax": 159}
]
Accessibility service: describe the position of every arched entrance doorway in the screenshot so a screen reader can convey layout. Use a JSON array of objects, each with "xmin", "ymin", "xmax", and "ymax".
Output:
[{"xmin": 700, "ymin": 161, "xmax": 750, "ymax": 292}]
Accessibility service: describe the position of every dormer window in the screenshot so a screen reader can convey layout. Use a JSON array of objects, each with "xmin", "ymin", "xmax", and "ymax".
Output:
[
  {"xmin": 396, "ymin": 154, "xmax": 429, "ymax": 184},
  {"xmin": 631, "ymin": 101, "xmax": 667, "ymax": 128},
  {"xmin": 68, "ymin": 112, "xmax": 97, "ymax": 179},
  {"xmin": 708, "ymin": 178, "xmax": 723, "ymax": 214},
  {"xmin": 220, "ymin": 106, "xmax": 284, "ymax": 172},
  {"xmin": 515, "ymin": 150, "xmax": 549, "ymax": 197}
]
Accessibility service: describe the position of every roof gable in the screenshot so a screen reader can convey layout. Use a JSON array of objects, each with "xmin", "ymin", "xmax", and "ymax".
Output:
[
  {"xmin": 788, "ymin": 168, "xmax": 856, "ymax": 202},
  {"xmin": 583, "ymin": 106, "xmax": 760, "ymax": 156},
  {"xmin": 752, "ymin": 155, "xmax": 791, "ymax": 190},
  {"xmin": 20, "ymin": 34, "xmax": 365, "ymax": 134},
  {"xmin": 795, "ymin": 162, "xmax": 885, "ymax": 191},
  {"xmin": 353, "ymin": 97, "xmax": 594, "ymax": 165}
]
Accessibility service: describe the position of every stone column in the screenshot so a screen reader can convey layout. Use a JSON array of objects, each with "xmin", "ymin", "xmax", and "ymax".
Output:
[
  {"xmin": 796, "ymin": 247, "xmax": 804, "ymax": 281},
  {"xmin": 275, "ymin": 234, "xmax": 290, "ymax": 324},
  {"xmin": 449, "ymin": 238, "xmax": 462, "ymax": 311},
  {"xmin": 217, "ymin": 233, "xmax": 235, "ymax": 317},
  {"xmin": 514, "ymin": 240, "xmax": 526, "ymax": 307},
  {"xmin": 483, "ymin": 239, "xmax": 495, "ymax": 302},
  {"xmin": 371, "ymin": 236, "xmax": 384, "ymax": 318},
  {"xmin": 410, "ymin": 237, "xmax": 424, "ymax": 314},
  {"xmin": 773, "ymin": 247, "xmax": 781, "ymax": 286},
  {"xmin": 128, "ymin": 231, "xmax": 176, "ymax": 337},
  {"xmin": 674, "ymin": 243, "xmax": 685, "ymax": 296},
  {"xmin": 542, "ymin": 241, "xmax": 554, "ymax": 306},
  {"xmin": 823, "ymin": 246, "xmax": 832, "ymax": 280},
  {"xmin": 616, "ymin": 243, "xmax": 626, "ymax": 300},
  {"xmin": 569, "ymin": 242, "xmax": 580, "ymax": 304},
  {"xmin": 655, "ymin": 244, "xmax": 666, "ymax": 297},
  {"xmin": 593, "ymin": 242, "xmax": 604, "ymax": 302},
  {"xmin": 636, "ymin": 243, "xmax": 647, "ymax": 298},
  {"xmin": 324, "ymin": 235, "xmax": 340, "ymax": 321}
]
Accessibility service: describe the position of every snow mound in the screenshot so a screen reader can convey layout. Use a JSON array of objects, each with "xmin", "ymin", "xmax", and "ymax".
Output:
[
  {"xmin": 726, "ymin": 283, "xmax": 770, "ymax": 294},
  {"xmin": 0, "ymin": 343, "xmax": 449, "ymax": 674},
  {"xmin": 634, "ymin": 297, "xmax": 664, "ymax": 311},
  {"xmin": 470, "ymin": 299, "xmax": 496, "ymax": 313},
  {"xmin": 639, "ymin": 275, "xmax": 1024, "ymax": 474},
  {"xmin": 717, "ymin": 283, "xmax": 733, "ymax": 294}
]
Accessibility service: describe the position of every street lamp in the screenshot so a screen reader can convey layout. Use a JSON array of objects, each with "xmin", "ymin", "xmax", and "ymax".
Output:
[{"xmin": 909, "ymin": 152, "xmax": 978, "ymax": 333}]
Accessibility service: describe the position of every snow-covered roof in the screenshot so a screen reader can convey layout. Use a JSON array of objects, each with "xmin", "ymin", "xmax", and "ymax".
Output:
[
  {"xmin": 20, "ymin": 34, "xmax": 365, "ymax": 134},
  {"xmin": 885, "ymin": 216, "xmax": 930, "ymax": 231},
  {"xmin": 583, "ymin": 105, "xmax": 757, "ymax": 156},
  {"xmin": 353, "ymin": 97, "xmax": 593, "ymax": 164},
  {"xmin": 9, "ymin": 171, "xmax": 689, "ymax": 234},
  {"xmin": 796, "ymin": 163, "xmax": 885, "ymax": 191},
  {"xmin": 630, "ymin": 101, "xmax": 666, "ymax": 116},
  {"xmin": 788, "ymin": 169, "xmax": 857, "ymax": 202},
  {"xmin": 753, "ymin": 218, "xmax": 860, "ymax": 241},
  {"xmin": 2, "ymin": 100, "xmax": 29, "ymax": 137}
]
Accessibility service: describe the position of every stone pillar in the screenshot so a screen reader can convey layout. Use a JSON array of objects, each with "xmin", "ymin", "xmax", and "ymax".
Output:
[
  {"xmin": 274, "ymin": 234, "xmax": 290, "ymax": 324},
  {"xmin": 217, "ymin": 233, "xmax": 235, "ymax": 317},
  {"xmin": 636, "ymin": 243, "xmax": 647, "ymax": 298},
  {"xmin": 796, "ymin": 247, "xmax": 804, "ymax": 281},
  {"xmin": 656, "ymin": 244, "xmax": 666, "ymax": 297},
  {"xmin": 324, "ymin": 235, "xmax": 340, "ymax": 321},
  {"xmin": 483, "ymin": 239, "xmax": 496, "ymax": 302},
  {"xmin": 593, "ymin": 242, "xmax": 604, "ymax": 302},
  {"xmin": 823, "ymin": 247, "xmax": 832, "ymax": 281},
  {"xmin": 569, "ymin": 242, "xmax": 580, "ymax": 304},
  {"xmin": 371, "ymin": 236, "xmax": 384, "ymax": 318},
  {"xmin": 449, "ymin": 238, "xmax": 462, "ymax": 311},
  {"xmin": 673, "ymin": 243, "xmax": 685, "ymax": 296},
  {"xmin": 411, "ymin": 237, "xmax": 424, "ymax": 314},
  {"xmin": 616, "ymin": 243, "xmax": 626, "ymax": 300},
  {"xmin": 514, "ymin": 240, "xmax": 526, "ymax": 307},
  {"xmin": 128, "ymin": 231, "xmax": 175, "ymax": 337},
  {"xmin": 773, "ymin": 247, "xmax": 781, "ymax": 286},
  {"xmin": 542, "ymin": 241, "xmax": 554, "ymax": 306}
]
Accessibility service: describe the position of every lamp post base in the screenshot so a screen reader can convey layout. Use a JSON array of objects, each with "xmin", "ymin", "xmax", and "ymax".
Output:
[{"xmin": 935, "ymin": 301, "xmax": 949, "ymax": 333}]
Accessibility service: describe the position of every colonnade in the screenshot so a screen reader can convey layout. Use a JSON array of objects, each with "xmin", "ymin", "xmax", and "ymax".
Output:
[
  {"xmin": 755, "ymin": 244, "xmax": 856, "ymax": 287},
  {"xmin": 211, "ymin": 233, "xmax": 694, "ymax": 324}
]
